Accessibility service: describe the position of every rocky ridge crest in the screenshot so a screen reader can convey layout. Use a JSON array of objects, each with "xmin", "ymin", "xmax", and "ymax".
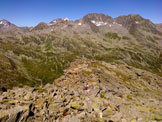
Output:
[{"xmin": 0, "ymin": 60, "xmax": 162, "ymax": 122}]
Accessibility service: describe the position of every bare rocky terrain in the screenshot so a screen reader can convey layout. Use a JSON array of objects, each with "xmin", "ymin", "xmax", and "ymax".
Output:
[
  {"xmin": 0, "ymin": 13, "xmax": 162, "ymax": 122},
  {"xmin": 0, "ymin": 60, "xmax": 162, "ymax": 122}
]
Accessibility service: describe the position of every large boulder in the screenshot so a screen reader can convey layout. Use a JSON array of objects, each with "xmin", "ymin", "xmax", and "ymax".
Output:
[
  {"xmin": 0, "ymin": 104, "xmax": 34, "ymax": 122},
  {"xmin": 71, "ymin": 101, "xmax": 84, "ymax": 111}
]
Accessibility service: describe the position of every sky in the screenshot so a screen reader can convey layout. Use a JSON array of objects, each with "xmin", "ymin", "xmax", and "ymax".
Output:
[{"xmin": 0, "ymin": 0, "xmax": 162, "ymax": 26}]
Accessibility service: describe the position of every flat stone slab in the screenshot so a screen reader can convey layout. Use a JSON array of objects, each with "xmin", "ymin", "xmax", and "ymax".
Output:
[{"xmin": 0, "ymin": 106, "xmax": 28, "ymax": 122}]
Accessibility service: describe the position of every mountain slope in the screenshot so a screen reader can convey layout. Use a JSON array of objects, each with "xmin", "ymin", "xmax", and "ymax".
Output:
[
  {"xmin": 0, "ymin": 60, "xmax": 162, "ymax": 122},
  {"xmin": 0, "ymin": 13, "xmax": 162, "ymax": 89},
  {"xmin": 0, "ymin": 19, "xmax": 17, "ymax": 31}
]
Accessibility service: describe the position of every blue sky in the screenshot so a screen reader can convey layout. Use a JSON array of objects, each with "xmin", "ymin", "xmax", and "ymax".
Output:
[{"xmin": 0, "ymin": 0, "xmax": 162, "ymax": 26}]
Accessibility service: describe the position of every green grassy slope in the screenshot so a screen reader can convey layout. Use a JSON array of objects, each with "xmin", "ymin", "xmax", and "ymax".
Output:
[{"xmin": 0, "ymin": 27, "xmax": 162, "ymax": 88}]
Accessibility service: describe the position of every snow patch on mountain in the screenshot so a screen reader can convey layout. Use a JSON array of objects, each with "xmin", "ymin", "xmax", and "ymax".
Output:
[
  {"xmin": 135, "ymin": 21, "xmax": 139, "ymax": 24},
  {"xmin": 48, "ymin": 23, "xmax": 54, "ymax": 26},
  {"xmin": 48, "ymin": 20, "xmax": 57, "ymax": 26},
  {"xmin": 113, "ymin": 22, "xmax": 117, "ymax": 24},
  {"xmin": 78, "ymin": 23, "xmax": 82, "ymax": 26},
  {"xmin": 113, "ymin": 21, "xmax": 122, "ymax": 26},
  {"xmin": 0, "ymin": 21, "xmax": 7, "ymax": 26},
  {"xmin": 52, "ymin": 20, "xmax": 57, "ymax": 23},
  {"xmin": 91, "ymin": 20, "xmax": 108, "ymax": 26},
  {"xmin": 64, "ymin": 18, "xmax": 69, "ymax": 21}
]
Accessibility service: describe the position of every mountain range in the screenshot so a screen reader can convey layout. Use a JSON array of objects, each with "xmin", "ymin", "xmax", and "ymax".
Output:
[{"xmin": 0, "ymin": 13, "xmax": 162, "ymax": 88}]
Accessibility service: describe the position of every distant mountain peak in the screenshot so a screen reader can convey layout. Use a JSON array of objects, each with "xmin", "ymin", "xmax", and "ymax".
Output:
[
  {"xmin": 83, "ymin": 13, "xmax": 112, "ymax": 22},
  {"xmin": 64, "ymin": 17, "xmax": 70, "ymax": 21},
  {"xmin": 84, "ymin": 13, "xmax": 112, "ymax": 17},
  {"xmin": 115, "ymin": 14, "xmax": 144, "ymax": 23},
  {"xmin": 0, "ymin": 19, "xmax": 12, "ymax": 26},
  {"xmin": 49, "ymin": 18, "xmax": 70, "ymax": 26},
  {"xmin": 128, "ymin": 14, "xmax": 143, "ymax": 17},
  {"xmin": 0, "ymin": 19, "xmax": 17, "ymax": 32},
  {"xmin": 32, "ymin": 22, "xmax": 49, "ymax": 31},
  {"xmin": 0, "ymin": 19, "xmax": 9, "ymax": 22},
  {"xmin": 81, "ymin": 13, "xmax": 113, "ymax": 28}
]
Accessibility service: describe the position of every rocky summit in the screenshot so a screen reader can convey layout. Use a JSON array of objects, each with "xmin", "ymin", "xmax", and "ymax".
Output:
[
  {"xmin": 0, "ymin": 60, "xmax": 162, "ymax": 122},
  {"xmin": 0, "ymin": 13, "xmax": 162, "ymax": 122}
]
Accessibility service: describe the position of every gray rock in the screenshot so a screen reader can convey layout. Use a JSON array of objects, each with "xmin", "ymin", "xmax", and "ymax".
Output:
[{"xmin": 0, "ymin": 104, "xmax": 34, "ymax": 122}]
